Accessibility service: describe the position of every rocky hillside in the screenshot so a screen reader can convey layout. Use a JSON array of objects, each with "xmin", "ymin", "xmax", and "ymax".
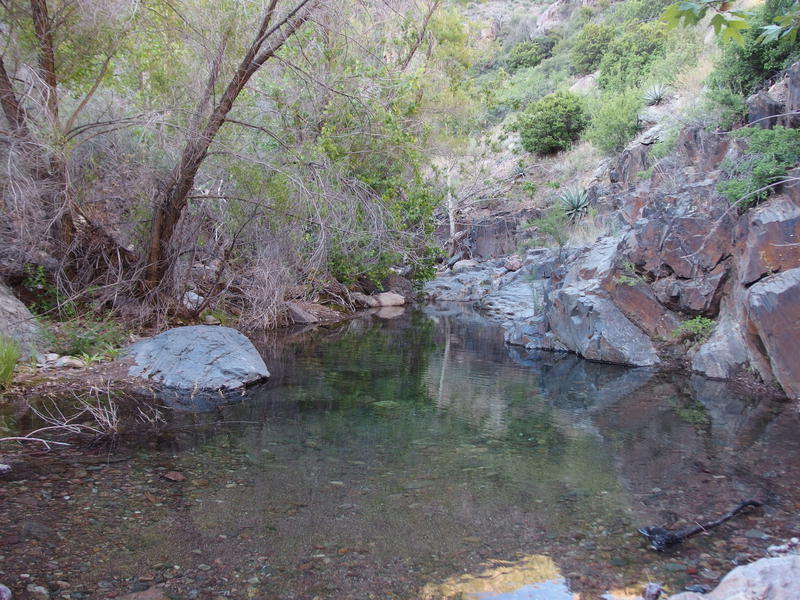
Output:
[{"xmin": 427, "ymin": 61, "xmax": 800, "ymax": 402}]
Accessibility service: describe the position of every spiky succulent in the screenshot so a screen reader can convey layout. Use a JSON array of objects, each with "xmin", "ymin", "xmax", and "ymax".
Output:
[
  {"xmin": 643, "ymin": 83, "xmax": 669, "ymax": 106},
  {"xmin": 558, "ymin": 187, "xmax": 590, "ymax": 222}
]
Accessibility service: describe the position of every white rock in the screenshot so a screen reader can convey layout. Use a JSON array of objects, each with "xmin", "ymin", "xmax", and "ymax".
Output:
[
  {"xmin": 53, "ymin": 356, "xmax": 85, "ymax": 369},
  {"xmin": 669, "ymin": 555, "xmax": 800, "ymax": 600},
  {"xmin": 374, "ymin": 292, "xmax": 405, "ymax": 307}
]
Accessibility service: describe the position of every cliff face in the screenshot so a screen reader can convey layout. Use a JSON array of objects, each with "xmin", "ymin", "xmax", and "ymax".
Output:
[{"xmin": 428, "ymin": 65, "xmax": 800, "ymax": 401}]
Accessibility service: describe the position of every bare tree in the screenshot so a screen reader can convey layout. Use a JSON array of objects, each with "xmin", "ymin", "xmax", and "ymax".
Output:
[{"xmin": 144, "ymin": 0, "xmax": 319, "ymax": 290}]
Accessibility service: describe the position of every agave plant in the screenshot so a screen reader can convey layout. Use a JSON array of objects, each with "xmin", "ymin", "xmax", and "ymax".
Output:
[
  {"xmin": 643, "ymin": 83, "xmax": 669, "ymax": 106},
  {"xmin": 558, "ymin": 187, "xmax": 590, "ymax": 222}
]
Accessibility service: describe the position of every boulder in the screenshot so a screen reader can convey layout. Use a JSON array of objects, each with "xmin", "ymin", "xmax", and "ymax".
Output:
[
  {"xmin": 285, "ymin": 301, "xmax": 319, "ymax": 325},
  {"xmin": 547, "ymin": 289, "xmax": 660, "ymax": 366},
  {"xmin": 737, "ymin": 196, "xmax": 800, "ymax": 286},
  {"xmin": 780, "ymin": 61, "xmax": 800, "ymax": 129},
  {"xmin": 747, "ymin": 268, "xmax": 800, "ymax": 399},
  {"xmin": 747, "ymin": 90, "xmax": 783, "ymax": 129},
  {"xmin": 374, "ymin": 291, "xmax": 405, "ymax": 307},
  {"xmin": 351, "ymin": 292, "xmax": 380, "ymax": 308},
  {"xmin": 691, "ymin": 315, "xmax": 750, "ymax": 379},
  {"xmin": 651, "ymin": 264, "xmax": 728, "ymax": 316},
  {"xmin": 669, "ymin": 555, "xmax": 800, "ymax": 600},
  {"xmin": 504, "ymin": 255, "xmax": 523, "ymax": 272},
  {"xmin": 125, "ymin": 325, "xmax": 269, "ymax": 391},
  {"xmin": 0, "ymin": 282, "xmax": 41, "ymax": 359}
]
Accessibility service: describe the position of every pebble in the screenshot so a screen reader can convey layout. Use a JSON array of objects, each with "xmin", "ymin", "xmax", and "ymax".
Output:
[
  {"xmin": 26, "ymin": 584, "xmax": 49, "ymax": 600},
  {"xmin": 663, "ymin": 562, "xmax": 686, "ymax": 572},
  {"xmin": 0, "ymin": 584, "xmax": 10, "ymax": 600},
  {"xmin": 744, "ymin": 529, "xmax": 770, "ymax": 540}
]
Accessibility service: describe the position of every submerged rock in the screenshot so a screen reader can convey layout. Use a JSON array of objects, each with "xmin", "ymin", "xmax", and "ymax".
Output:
[
  {"xmin": 125, "ymin": 325, "xmax": 269, "ymax": 391},
  {"xmin": 669, "ymin": 555, "xmax": 800, "ymax": 600}
]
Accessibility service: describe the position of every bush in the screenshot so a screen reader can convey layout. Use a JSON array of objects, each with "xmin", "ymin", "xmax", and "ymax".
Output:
[
  {"xmin": 571, "ymin": 23, "xmax": 616, "ymax": 75},
  {"xmin": 708, "ymin": 0, "xmax": 800, "ymax": 95},
  {"xmin": 643, "ymin": 83, "xmax": 669, "ymax": 106},
  {"xmin": 673, "ymin": 316, "xmax": 715, "ymax": 344},
  {"xmin": 598, "ymin": 22, "xmax": 667, "ymax": 91},
  {"xmin": 585, "ymin": 88, "xmax": 643, "ymax": 153},
  {"xmin": 507, "ymin": 39, "xmax": 550, "ymax": 71},
  {"xmin": 517, "ymin": 91, "xmax": 587, "ymax": 155},
  {"xmin": 0, "ymin": 336, "xmax": 21, "ymax": 389},
  {"xmin": 717, "ymin": 126, "xmax": 800, "ymax": 207},
  {"xmin": 528, "ymin": 204, "xmax": 570, "ymax": 252}
]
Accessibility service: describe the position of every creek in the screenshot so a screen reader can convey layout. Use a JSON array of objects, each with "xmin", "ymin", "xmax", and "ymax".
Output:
[{"xmin": 2, "ymin": 303, "xmax": 800, "ymax": 600}]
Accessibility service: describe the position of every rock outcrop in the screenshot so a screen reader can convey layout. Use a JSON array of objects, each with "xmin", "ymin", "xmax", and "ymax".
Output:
[
  {"xmin": 0, "ymin": 282, "xmax": 41, "ymax": 360},
  {"xmin": 125, "ymin": 325, "xmax": 269, "ymax": 391},
  {"xmin": 427, "ymin": 62, "xmax": 800, "ymax": 399}
]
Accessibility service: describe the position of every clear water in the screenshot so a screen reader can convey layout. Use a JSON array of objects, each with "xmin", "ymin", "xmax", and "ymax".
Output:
[{"xmin": 2, "ymin": 304, "xmax": 800, "ymax": 600}]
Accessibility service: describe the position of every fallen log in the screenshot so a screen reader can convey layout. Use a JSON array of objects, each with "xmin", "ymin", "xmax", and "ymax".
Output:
[{"xmin": 638, "ymin": 499, "xmax": 763, "ymax": 551}]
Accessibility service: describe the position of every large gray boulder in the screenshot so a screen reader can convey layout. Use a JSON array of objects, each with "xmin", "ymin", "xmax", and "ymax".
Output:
[
  {"xmin": 0, "ymin": 282, "xmax": 41, "ymax": 360},
  {"xmin": 126, "ymin": 325, "xmax": 269, "ymax": 391},
  {"xmin": 669, "ymin": 555, "xmax": 800, "ymax": 600}
]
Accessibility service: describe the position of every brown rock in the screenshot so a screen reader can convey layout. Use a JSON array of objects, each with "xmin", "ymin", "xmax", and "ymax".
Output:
[
  {"xmin": 747, "ymin": 90, "xmax": 783, "ymax": 129},
  {"xmin": 738, "ymin": 196, "xmax": 800, "ymax": 286},
  {"xmin": 747, "ymin": 268, "xmax": 800, "ymax": 399},
  {"xmin": 504, "ymin": 255, "xmax": 523, "ymax": 272},
  {"xmin": 609, "ymin": 281, "xmax": 682, "ymax": 339},
  {"xmin": 117, "ymin": 588, "xmax": 169, "ymax": 600},
  {"xmin": 779, "ymin": 61, "xmax": 800, "ymax": 129},
  {"xmin": 163, "ymin": 471, "xmax": 185, "ymax": 482},
  {"xmin": 285, "ymin": 302, "xmax": 319, "ymax": 325},
  {"xmin": 652, "ymin": 264, "xmax": 728, "ymax": 316}
]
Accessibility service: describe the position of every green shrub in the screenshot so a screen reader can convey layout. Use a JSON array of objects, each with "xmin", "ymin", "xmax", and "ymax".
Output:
[
  {"xmin": 507, "ymin": 38, "xmax": 552, "ymax": 71},
  {"xmin": 52, "ymin": 318, "xmax": 130, "ymax": 358},
  {"xmin": 717, "ymin": 126, "xmax": 800, "ymax": 207},
  {"xmin": 527, "ymin": 204, "xmax": 570, "ymax": 252},
  {"xmin": 0, "ymin": 336, "xmax": 21, "ymax": 389},
  {"xmin": 598, "ymin": 22, "xmax": 667, "ymax": 91},
  {"xmin": 708, "ymin": 0, "xmax": 800, "ymax": 95},
  {"xmin": 516, "ymin": 91, "xmax": 587, "ymax": 155},
  {"xmin": 673, "ymin": 316, "xmax": 715, "ymax": 344},
  {"xmin": 704, "ymin": 88, "xmax": 748, "ymax": 131},
  {"xmin": 585, "ymin": 88, "xmax": 643, "ymax": 153},
  {"xmin": 571, "ymin": 23, "xmax": 616, "ymax": 75},
  {"xmin": 604, "ymin": 0, "xmax": 675, "ymax": 24}
]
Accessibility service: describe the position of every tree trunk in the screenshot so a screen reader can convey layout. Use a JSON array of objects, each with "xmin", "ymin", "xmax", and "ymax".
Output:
[{"xmin": 144, "ymin": 0, "xmax": 316, "ymax": 289}]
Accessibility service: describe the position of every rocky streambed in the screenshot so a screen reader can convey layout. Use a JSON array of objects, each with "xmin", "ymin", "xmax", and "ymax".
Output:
[{"xmin": 2, "ymin": 308, "xmax": 800, "ymax": 599}]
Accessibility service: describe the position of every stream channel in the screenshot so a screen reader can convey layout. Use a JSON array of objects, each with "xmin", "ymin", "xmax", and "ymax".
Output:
[{"xmin": 2, "ymin": 303, "xmax": 800, "ymax": 600}]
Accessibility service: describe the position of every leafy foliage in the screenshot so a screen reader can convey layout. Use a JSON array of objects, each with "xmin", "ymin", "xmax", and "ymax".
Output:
[
  {"xmin": 707, "ymin": 0, "xmax": 800, "ymax": 95},
  {"xmin": 598, "ymin": 22, "xmax": 667, "ymax": 91},
  {"xmin": 571, "ymin": 24, "xmax": 616, "ymax": 75},
  {"xmin": 0, "ymin": 336, "xmax": 21, "ymax": 390},
  {"xmin": 516, "ymin": 91, "xmax": 588, "ymax": 155},
  {"xmin": 673, "ymin": 316, "xmax": 715, "ymax": 344},
  {"xmin": 507, "ymin": 37, "xmax": 555, "ymax": 71},
  {"xmin": 528, "ymin": 205, "xmax": 570, "ymax": 251},
  {"xmin": 585, "ymin": 88, "xmax": 643, "ymax": 153},
  {"xmin": 717, "ymin": 126, "xmax": 800, "ymax": 207}
]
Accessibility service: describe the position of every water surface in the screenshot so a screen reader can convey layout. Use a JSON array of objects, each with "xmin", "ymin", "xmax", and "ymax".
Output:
[{"xmin": 2, "ymin": 305, "xmax": 799, "ymax": 600}]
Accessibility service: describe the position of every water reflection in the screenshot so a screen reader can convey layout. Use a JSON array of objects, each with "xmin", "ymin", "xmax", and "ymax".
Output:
[
  {"xmin": 421, "ymin": 555, "xmax": 573, "ymax": 600},
  {"xmin": 8, "ymin": 306, "xmax": 797, "ymax": 600}
]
